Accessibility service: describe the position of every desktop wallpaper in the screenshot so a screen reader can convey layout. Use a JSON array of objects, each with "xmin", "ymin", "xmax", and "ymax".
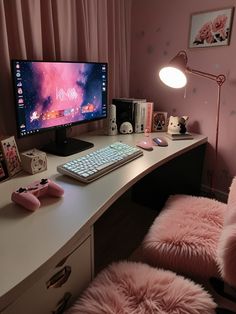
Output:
[{"xmin": 15, "ymin": 61, "xmax": 106, "ymax": 134}]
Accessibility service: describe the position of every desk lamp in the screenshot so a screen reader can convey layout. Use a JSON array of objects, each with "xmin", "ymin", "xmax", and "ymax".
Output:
[{"xmin": 159, "ymin": 50, "xmax": 226, "ymax": 191}]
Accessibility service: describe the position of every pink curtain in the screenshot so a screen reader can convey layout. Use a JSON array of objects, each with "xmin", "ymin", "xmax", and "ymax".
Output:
[{"xmin": 0, "ymin": 0, "xmax": 132, "ymax": 149}]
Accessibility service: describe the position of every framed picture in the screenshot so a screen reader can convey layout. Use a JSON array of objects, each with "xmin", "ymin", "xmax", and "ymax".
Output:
[
  {"xmin": 0, "ymin": 158, "xmax": 8, "ymax": 182},
  {"xmin": 152, "ymin": 112, "xmax": 168, "ymax": 132},
  {"xmin": 189, "ymin": 7, "xmax": 234, "ymax": 48},
  {"xmin": 0, "ymin": 136, "xmax": 22, "ymax": 177}
]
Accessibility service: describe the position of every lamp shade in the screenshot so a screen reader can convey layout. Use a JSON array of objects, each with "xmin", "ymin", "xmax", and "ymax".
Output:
[
  {"xmin": 159, "ymin": 51, "xmax": 188, "ymax": 88},
  {"xmin": 159, "ymin": 66, "xmax": 187, "ymax": 88}
]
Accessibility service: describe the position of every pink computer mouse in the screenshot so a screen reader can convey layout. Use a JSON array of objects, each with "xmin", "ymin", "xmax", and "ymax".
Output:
[{"xmin": 136, "ymin": 139, "xmax": 153, "ymax": 151}]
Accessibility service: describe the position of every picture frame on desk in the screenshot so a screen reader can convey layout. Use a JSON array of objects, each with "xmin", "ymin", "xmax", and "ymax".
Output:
[
  {"xmin": 0, "ymin": 136, "xmax": 22, "ymax": 177},
  {"xmin": 0, "ymin": 142, "xmax": 9, "ymax": 181},
  {"xmin": 152, "ymin": 111, "xmax": 167, "ymax": 132},
  {"xmin": 0, "ymin": 158, "xmax": 8, "ymax": 181}
]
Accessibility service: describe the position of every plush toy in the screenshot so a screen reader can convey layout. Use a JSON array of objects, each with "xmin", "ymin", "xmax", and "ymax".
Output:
[
  {"xmin": 119, "ymin": 121, "xmax": 133, "ymax": 134},
  {"xmin": 167, "ymin": 116, "xmax": 189, "ymax": 134}
]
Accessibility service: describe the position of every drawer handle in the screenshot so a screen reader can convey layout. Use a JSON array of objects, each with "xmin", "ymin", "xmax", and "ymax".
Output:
[
  {"xmin": 52, "ymin": 292, "xmax": 72, "ymax": 314},
  {"xmin": 46, "ymin": 266, "xmax": 71, "ymax": 289}
]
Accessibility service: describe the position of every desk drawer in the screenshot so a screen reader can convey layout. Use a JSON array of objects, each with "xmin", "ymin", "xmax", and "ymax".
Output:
[{"xmin": 2, "ymin": 235, "xmax": 92, "ymax": 314}]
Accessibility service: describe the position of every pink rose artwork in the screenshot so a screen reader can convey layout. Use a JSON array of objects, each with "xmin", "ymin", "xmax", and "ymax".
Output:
[
  {"xmin": 195, "ymin": 22, "xmax": 216, "ymax": 44},
  {"xmin": 195, "ymin": 22, "xmax": 213, "ymax": 42},
  {"xmin": 192, "ymin": 10, "xmax": 232, "ymax": 47},
  {"xmin": 212, "ymin": 14, "xmax": 228, "ymax": 40},
  {"xmin": 212, "ymin": 14, "xmax": 227, "ymax": 32}
]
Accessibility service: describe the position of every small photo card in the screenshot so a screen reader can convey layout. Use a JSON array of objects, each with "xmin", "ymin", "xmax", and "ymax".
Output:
[
  {"xmin": 152, "ymin": 111, "xmax": 168, "ymax": 132},
  {"xmin": 0, "ymin": 158, "xmax": 8, "ymax": 181},
  {"xmin": 0, "ymin": 136, "xmax": 22, "ymax": 177},
  {"xmin": 0, "ymin": 146, "xmax": 8, "ymax": 181}
]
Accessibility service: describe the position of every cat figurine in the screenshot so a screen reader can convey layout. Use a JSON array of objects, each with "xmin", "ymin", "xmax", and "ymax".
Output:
[{"xmin": 167, "ymin": 116, "xmax": 189, "ymax": 134}]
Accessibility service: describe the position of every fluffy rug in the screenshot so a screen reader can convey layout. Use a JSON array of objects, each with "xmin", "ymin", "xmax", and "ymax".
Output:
[
  {"xmin": 142, "ymin": 194, "xmax": 227, "ymax": 279},
  {"xmin": 65, "ymin": 261, "xmax": 216, "ymax": 314}
]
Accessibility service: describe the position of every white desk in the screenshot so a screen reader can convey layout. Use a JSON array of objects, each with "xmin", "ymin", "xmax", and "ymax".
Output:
[{"xmin": 0, "ymin": 131, "xmax": 207, "ymax": 313}]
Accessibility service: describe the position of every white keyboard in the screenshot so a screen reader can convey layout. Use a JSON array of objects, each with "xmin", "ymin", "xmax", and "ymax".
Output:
[{"xmin": 57, "ymin": 142, "xmax": 143, "ymax": 183}]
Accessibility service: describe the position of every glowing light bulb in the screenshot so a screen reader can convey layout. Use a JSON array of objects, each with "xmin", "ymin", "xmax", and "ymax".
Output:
[{"xmin": 159, "ymin": 66, "xmax": 187, "ymax": 88}]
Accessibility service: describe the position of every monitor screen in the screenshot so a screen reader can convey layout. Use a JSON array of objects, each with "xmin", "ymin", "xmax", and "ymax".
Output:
[{"xmin": 11, "ymin": 60, "xmax": 108, "ymax": 156}]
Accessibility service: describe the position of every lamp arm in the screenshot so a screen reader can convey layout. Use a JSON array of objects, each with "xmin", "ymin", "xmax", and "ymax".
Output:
[{"xmin": 186, "ymin": 67, "xmax": 226, "ymax": 86}]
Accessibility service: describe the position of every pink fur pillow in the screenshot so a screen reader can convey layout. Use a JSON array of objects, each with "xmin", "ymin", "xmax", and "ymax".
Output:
[
  {"xmin": 217, "ymin": 223, "xmax": 236, "ymax": 288},
  {"xmin": 142, "ymin": 194, "xmax": 227, "ymax": 279},
  {"xmin": 65, "ymin": 261, "xmax": 216, "ymax": 314},
  {"xmin": 224, "ymin": 176, "xmax": 236, "ymax": 226},
  {"xmin": 227, "ymin": 176, "xmax": 236, "ymax": 206},
  {"xmin": 217, "ymin": 176, "xmax": 236, "ymax": 287}
]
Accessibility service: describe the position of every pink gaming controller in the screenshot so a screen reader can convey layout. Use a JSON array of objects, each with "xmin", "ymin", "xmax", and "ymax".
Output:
[{"xmin": 11, "ymin": 178, "xmax": 64, "ymax": 211}]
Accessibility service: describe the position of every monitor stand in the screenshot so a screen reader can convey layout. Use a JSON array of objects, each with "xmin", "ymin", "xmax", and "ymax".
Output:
[{"xmin": 42, "ymin": 129, "xmax": 94, "ymax": 156}]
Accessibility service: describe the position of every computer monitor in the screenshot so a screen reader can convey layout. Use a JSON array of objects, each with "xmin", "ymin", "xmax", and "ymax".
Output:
[{"xmin": 11, "ymin": 60, "xmax": 108, "ymax": 156}]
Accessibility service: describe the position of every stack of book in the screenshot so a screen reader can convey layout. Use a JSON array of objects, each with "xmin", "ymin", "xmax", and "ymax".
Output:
[
  {"xmin": 112, "ymin": 98, "xmax": 154, "ymax": 134},
  {"xmin": 165, "ymin": 132, "xmax": 193, "ymax": 140}
]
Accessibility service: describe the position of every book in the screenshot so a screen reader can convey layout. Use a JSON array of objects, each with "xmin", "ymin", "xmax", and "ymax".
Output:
[
  {"xmin": 134, "ymin": 101, "xmax": 146, "ymax": 133},
  {"xmin": 144, "ymin": 102, "xmax": 154, "ymax": 133},
  {"xmin": 165, "ymin": 132, "xmax": 193, "ymax": 140}
]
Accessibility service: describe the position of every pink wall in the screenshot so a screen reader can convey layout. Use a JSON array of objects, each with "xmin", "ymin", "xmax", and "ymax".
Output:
[{"xmin": 130, "ymin": 0, "xmax": 236, "ymax": 196}]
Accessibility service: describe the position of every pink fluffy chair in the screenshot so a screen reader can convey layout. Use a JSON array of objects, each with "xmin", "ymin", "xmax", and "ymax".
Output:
[
  {"xmin": 65, "ymin": 261, "xmax": 216, "ymax": 314},
  {"xmin": 141, "ymin": 176, "xmax": 236, "ymax": 311},
  {"xmin": 65, "ymin": 178, "xmax": 236, "ymax": 314}
]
